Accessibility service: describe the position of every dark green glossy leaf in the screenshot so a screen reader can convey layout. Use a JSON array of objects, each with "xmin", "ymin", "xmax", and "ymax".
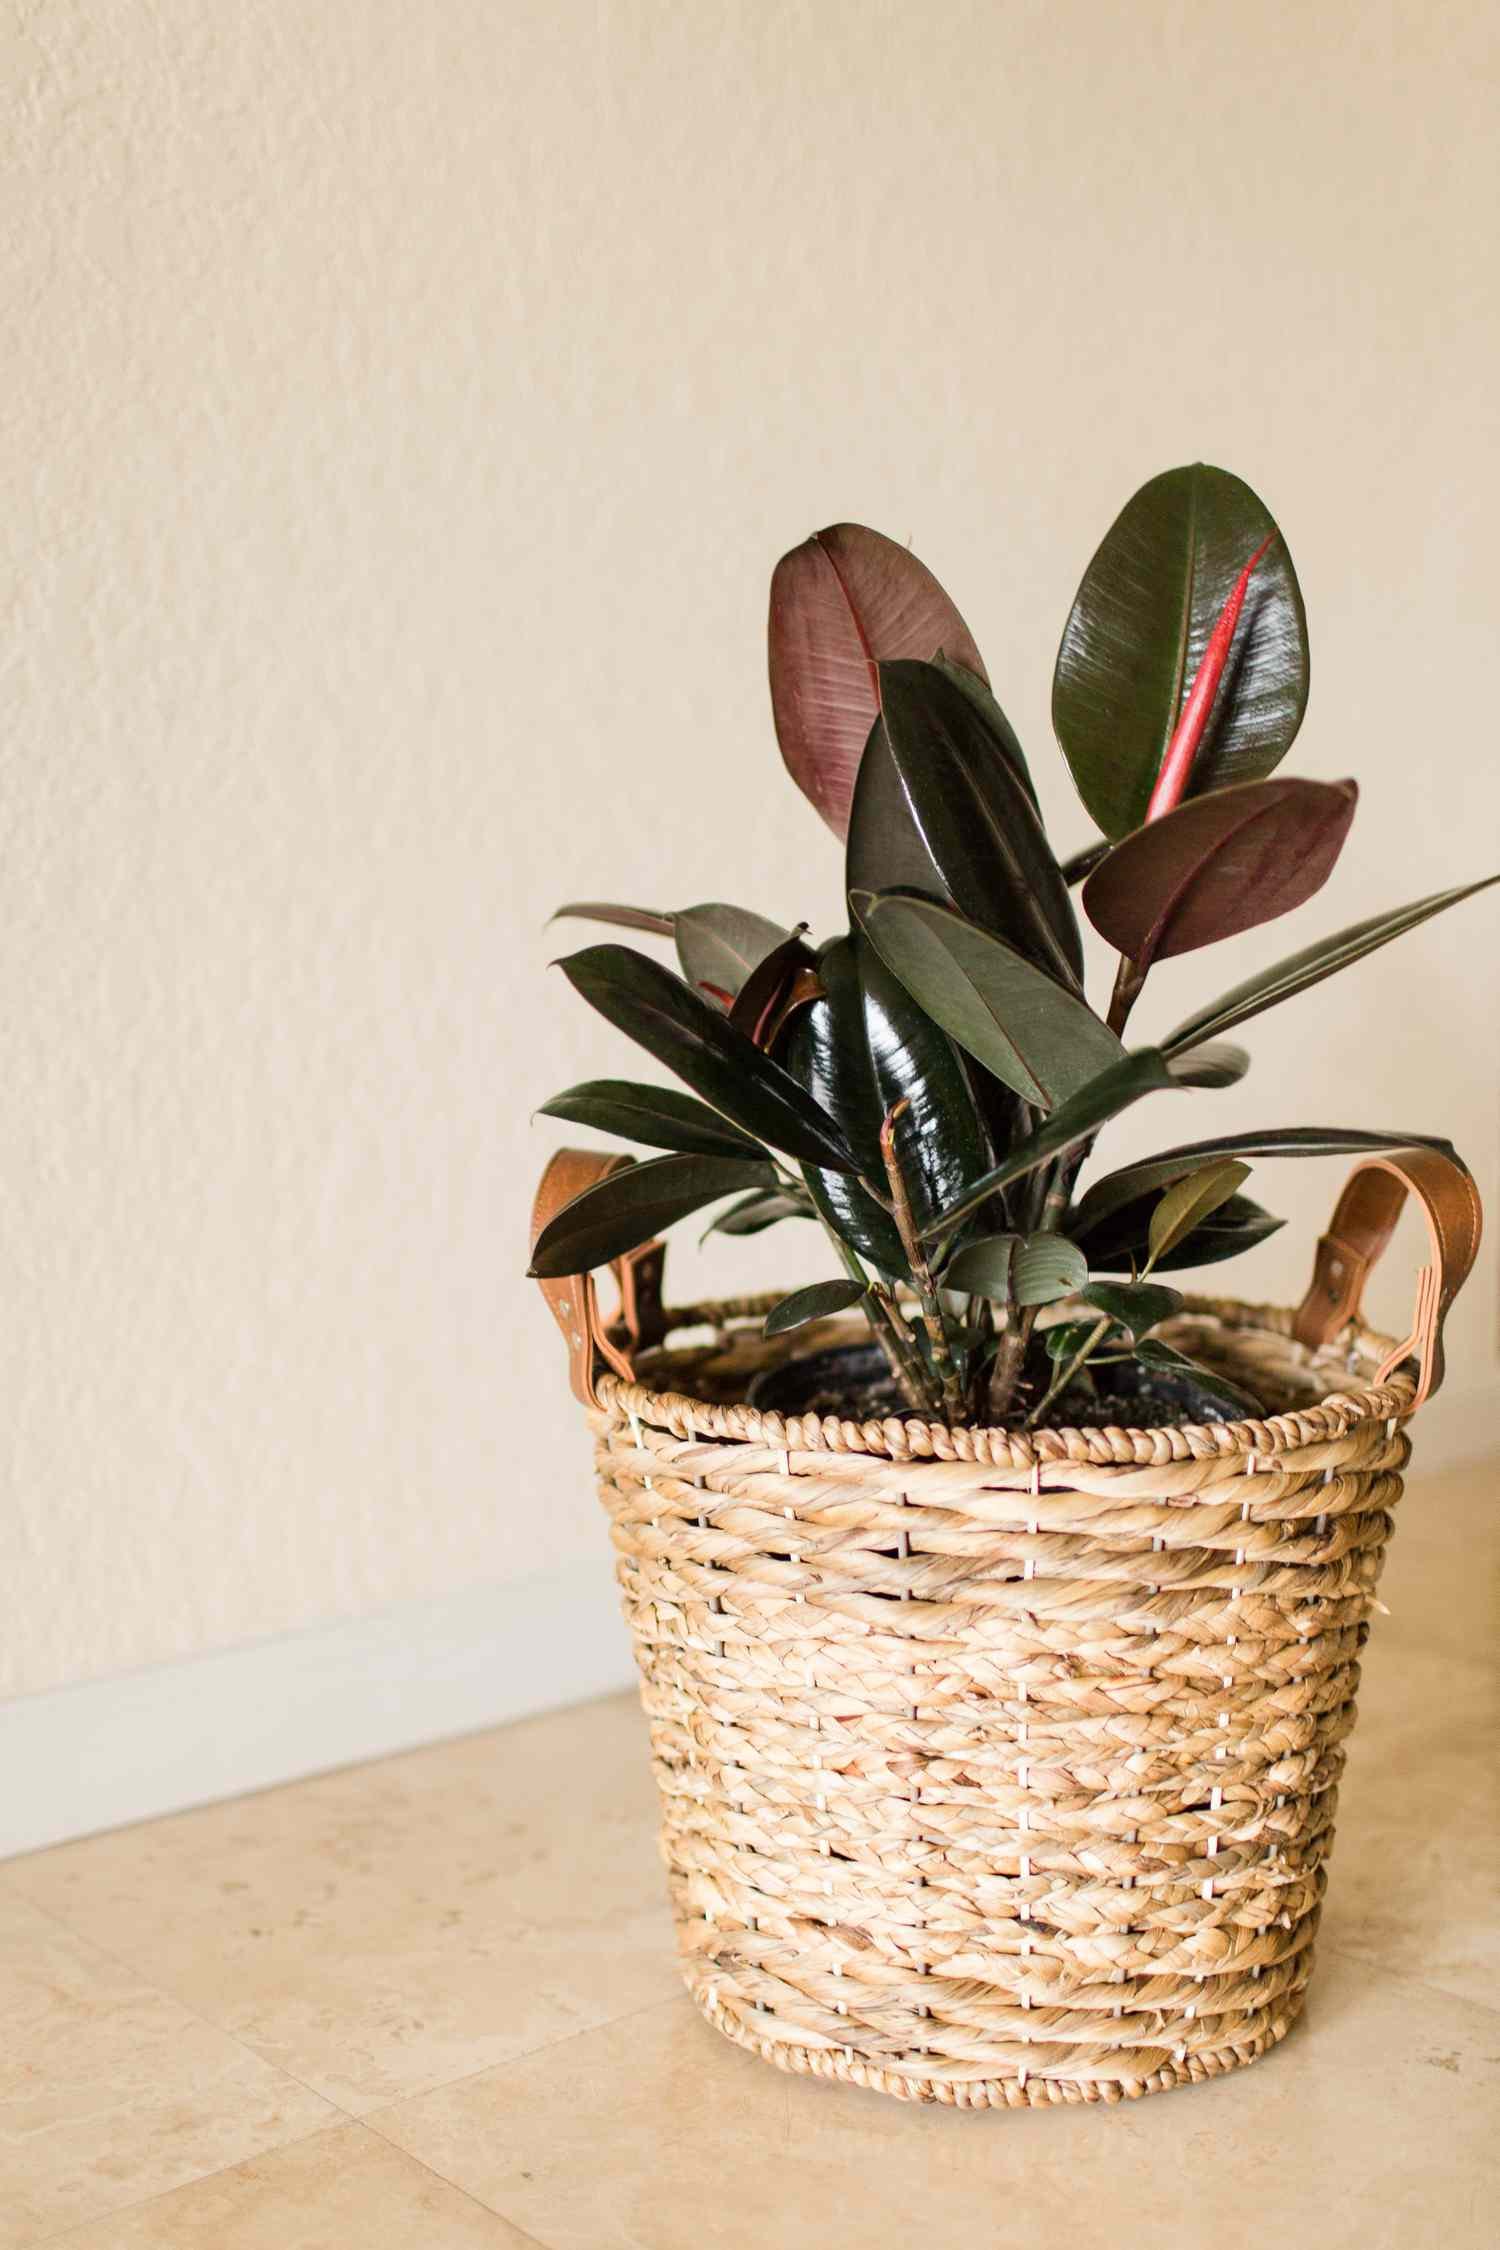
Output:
[
  {"xmin": 919, "ymin": 1047, "xmax": 1185, "ymax": 1240},
  {"xmin": 530, "ymin": 1153, "xmax": 775, "ymax": 1277},
  {"xmin": 1012, "ymin": 1234, "xmax": 1088, "ymax": 1306},
  {"xmin": 855, "ymin": 892, "xmax": 1122, "ymax": 1109},
  {"xmin": 1075, "ymin": 1191, "xmax": 1283, "ymax": 1275},
  {"xmin": 780, "ymin": 935, "xmax": 988, "ymax": 1275},
  {"xmin": 673, "ymin": 903, "xmax": 790, "ymax": 1002},
  {"xmin": 967, "ymin": 1073, "xmax": 1033, "ymax": 1201},
  {"xmin": 1165, "ymin": 876, "xmax": 1500, "ymax": 1054},
  {"xmin": 941, "ymin": 1233, "xmax": 1019, "ymax": 1296},
  {"xmin": 1083, "ymin": 778, "xmax": 1358, "ymax": 971},
  {"xmin": 1169, "ymin": 1041, "xmax": 1249, "ymax": 1089},
  {"xmin": 796, "ymin": 1170, "xmax": 904, "ymax": 1278},
  {"xmin": 769, "ymin": 522, "xmax": 988, "ymax": 840},
  {"xmin": 536, "ymin": 1080, "xmax": 769, "ymax": 1161},
  {"xmin": 844, "ymin": 708, "xmax": 948, "ymax": 909},
  {"xmin": 943, "ymin": 1229, "xmax": 1087, "ymax": 1306},
  {"xmin": 1072, "ymin": 1127, "xmax": 1457, "ymax": 1237},
  {"xmin": 1043, "ymin": 1319, "xmax": 1099, "ymax": 1362},
  {"xmin": 763, "ymin": 1279, "xmax": 868, "ymax": 1336},
  {"xmin": 1142, "ymin": 1206, "xmax": 1285, "ymax": 1273},
  {"xmin": 703, "ymin": 1186, "xmax": 814, "ymax": 1240},
  {"xmin": 556, "ymin": 944, "xmax": 858, "ymax": 1173},
  {"xmin": 1131, "ymin": 1338, "xmax": 1264, "ymax": 1417},
  {"xmin": 1080, "ymin": 1280, "xmax": 1184, "ymax": 1339},
  {"xmin": 928, "ymin": 654, "xmax": 1039, "ymax": 810},
  {"xmin": 1149, "ymin": 1161, "xmax": 1251, "ymax": 1262},
  {"xmin": 1053, "ymin": 463, "xmax": 1309, "ymax": 839},
  {"xmin": 780, "ymin": 957, "xmax": 908, "ymax": 1277},
  {"xmin": 847, "ymin": 659, "xmax": 1082, "ymax": 987},
  {"xmin": 858, "ymin": 934, "xmax": 988, "ymax": 1232}
]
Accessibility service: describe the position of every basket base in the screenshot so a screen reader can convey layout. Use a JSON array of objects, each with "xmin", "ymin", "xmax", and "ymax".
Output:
[{"xmin": 687, "ymin": 1971, "xmax": 1309, "ymax": 2109}]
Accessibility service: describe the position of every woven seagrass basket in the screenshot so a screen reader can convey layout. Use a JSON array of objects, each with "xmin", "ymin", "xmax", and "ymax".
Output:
[{"xmin": 532, "ymin": 1145, "xmax": 1480, "ymax": 2108}]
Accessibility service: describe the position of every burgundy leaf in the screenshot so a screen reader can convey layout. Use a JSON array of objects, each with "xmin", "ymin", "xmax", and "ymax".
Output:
[
  {"xmin": 727, "ymin": 928, "xmax": 823, "ymax": 1052},
  {"xmin": 1083, "ymin": 777, "xmax": 1358, "ymax": 973},
  {"xmin": 768, "ymin": 523, "xmax": 987, "ymax": 839}
]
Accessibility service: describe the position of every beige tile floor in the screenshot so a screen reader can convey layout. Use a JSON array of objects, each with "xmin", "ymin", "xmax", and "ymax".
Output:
[{"xmin": 4, "ymin": 1457, "xmax": 1497, "ymax": 2249}]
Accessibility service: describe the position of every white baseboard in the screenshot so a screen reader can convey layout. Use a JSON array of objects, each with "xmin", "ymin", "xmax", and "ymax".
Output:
[{"xmin": 0, "ymin": 1560, "xmax": 638, "ymax": 1860}]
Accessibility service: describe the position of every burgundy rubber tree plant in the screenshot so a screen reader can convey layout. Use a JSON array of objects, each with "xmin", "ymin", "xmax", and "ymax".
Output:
[{"xmin": 530, "ymin": 464, "xmax": 1495, "ymax": 1428}]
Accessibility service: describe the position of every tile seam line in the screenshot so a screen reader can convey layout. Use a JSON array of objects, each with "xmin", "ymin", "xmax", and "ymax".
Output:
[
  {"xmin": 344, "ymin": 2120, "xmax": 560, "ymax": 2249},
  {"xmin": 360, "ymin": 1987, "xmax": 692, "ymax": 2137},
  {"xmin": 1, "ymin": 1884, "xmax": 346, "ymax": 2120},
  {"xmin": 4, "ymin": 1860, "xmax": 682, "ymax": 2121},
  {"xmin": 1318, "ymin": 1938, "xmax": 1500, "ymax": 2022},
  {"xmin": 29, "ymin": 2120, "xmax": 557, "ymax": 2250},
  {"xmin": 25, "ymin": 2118, "xmax": 341, "ymax": 2248}
]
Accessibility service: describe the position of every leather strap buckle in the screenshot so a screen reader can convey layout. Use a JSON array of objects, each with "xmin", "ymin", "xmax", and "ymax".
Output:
[
  {"xmin": 1291, "ymin": 1147, "xmax": 1481, "ymax": 1408},
  {"xmin": 529, "ymin": 1149, "xmax": 665, "ymax": 1406}
]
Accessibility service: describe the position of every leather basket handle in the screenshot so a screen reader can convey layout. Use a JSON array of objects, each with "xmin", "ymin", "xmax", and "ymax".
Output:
[
  {"xmin": 530, "ymin": 1149, "xmax": 666, "ymax": 1406},
  {"xmin": 1291, "ymin": 1146, "xmax": 1482, "ymax": 1408}
]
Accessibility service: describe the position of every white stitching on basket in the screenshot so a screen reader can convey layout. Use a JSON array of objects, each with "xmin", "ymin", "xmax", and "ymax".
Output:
[{"xmin": 601, "ymin": 1280, "xmax": 1417, "ymax": 2104}]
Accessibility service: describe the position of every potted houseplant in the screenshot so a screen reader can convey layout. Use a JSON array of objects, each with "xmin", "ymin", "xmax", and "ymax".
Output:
[{"xmin": 528, "ymin": 463, "xmax": 1490, "ymax": 2106}]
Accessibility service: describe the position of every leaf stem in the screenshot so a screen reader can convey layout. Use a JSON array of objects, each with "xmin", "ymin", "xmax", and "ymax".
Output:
[
  {"xmin": 865, "ymin": 1279, "xmax": 935, "ymax": 1413},
  {"xmin": 1026, "ymin": 1313, "xmax": 1112, "ymax": 1429},
  {"xmin": 880, "ymin": 1101, "xmax": 965, "ymax": 1422},
  {"xmin": 781, "ymin": 1164, "xmax": 934, "ymax": 1412},
  {"xmin": 1107, "ymin": 955, "xmax": 1147, "ymax": 1038},
  {"xmin": 1025, "ymin": 1231, "xmax": 1169, "ymax": 1429}
]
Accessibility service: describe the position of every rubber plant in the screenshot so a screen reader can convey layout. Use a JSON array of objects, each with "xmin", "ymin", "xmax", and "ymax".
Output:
[{"xmin": 531, "ymin": 464, "xmax": 1495, "ymax": 1427}]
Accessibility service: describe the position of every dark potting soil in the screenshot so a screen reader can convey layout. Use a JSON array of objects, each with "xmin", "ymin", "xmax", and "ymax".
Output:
[{"xmin": 747, "ymin": 1339, "xmax": 1262, "ymax": 1431}]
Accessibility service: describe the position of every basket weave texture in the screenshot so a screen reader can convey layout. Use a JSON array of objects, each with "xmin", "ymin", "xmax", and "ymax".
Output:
[{"xmin": 589, "ymin": 1293, "xmax": 1422, "ymax": 2107}]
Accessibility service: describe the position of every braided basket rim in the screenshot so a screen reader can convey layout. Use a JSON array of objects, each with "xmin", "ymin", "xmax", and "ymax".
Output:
[{"xmin": 596, "ymin": 1288, "xmax": 1414, "ymax": 1466}]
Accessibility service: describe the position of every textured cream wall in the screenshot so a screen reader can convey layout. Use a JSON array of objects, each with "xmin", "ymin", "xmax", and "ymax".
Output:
[{"xmin": 4, "ymin": 0, "xmax": 1496, "ymax": 1698}]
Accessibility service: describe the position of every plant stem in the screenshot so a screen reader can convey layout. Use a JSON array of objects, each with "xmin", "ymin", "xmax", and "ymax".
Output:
[
  {"xmin": 967, "ymin": 1292, "xmax": 994, "ymax": 1385},
  {"xmin": 819, "ymin": 1203, "xmax": 932, "ymax": 1413},
  {"xmin": 880, "ymin": 1101, "xmax": 966, "ymax": 1423},
  {"xmin": 768, "ymin": 1160, "xmax": 932, "ymax": 1412},
  {"xmin": 1106, "ymin": 955, "xmax": 1147, "ymax": 1038},
  {"xmin": 1026, "ymin": 1312, "xmax": 1113, "ymax": 1429},
  {"xmin": 1037, "ymin": 1159, "xmax": 1072, "ymax": 1233},
  {"xmin": 986, "ymin": 1301, "xmax": 1037, "ymax": 1422},
  {"xmin": 867, "ymin": 1281, "xmax": 936, "ymax": 1413}
]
